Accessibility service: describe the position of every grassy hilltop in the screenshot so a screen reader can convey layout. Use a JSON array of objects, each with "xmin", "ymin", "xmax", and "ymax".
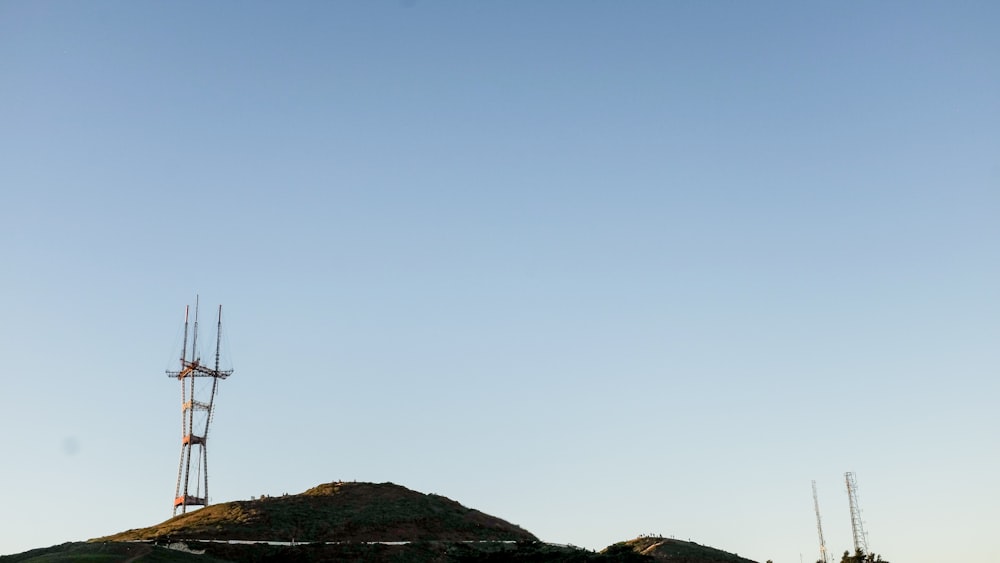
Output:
[
  {"xmin": 98, "ymin": 481, "xmax": 535, "ymax": 544},
  {"xmin": 609, "ymin": 537, "xmax": 758, "ymax": 563},
  {"xmin": 2, "ymin": 481, "xmax": 758, "ymax": 562}
]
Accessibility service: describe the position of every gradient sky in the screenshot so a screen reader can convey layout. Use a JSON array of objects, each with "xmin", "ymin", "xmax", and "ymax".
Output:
[{"xmin": 1, "ymin": 2, "xmax": 998, "ymax": 561}]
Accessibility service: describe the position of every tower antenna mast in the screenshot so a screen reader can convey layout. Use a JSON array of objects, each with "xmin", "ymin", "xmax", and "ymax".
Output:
[
  {"xmin": 845, "ymin": 471, "xmax": 870, "ymax": 555},
  {"xmin": 168, "ymin": 297, "xmax": 233, "ymax": 516},
  {"xmin": 812, "ymin": 480, "xmax": 829, "ymax": 563}
]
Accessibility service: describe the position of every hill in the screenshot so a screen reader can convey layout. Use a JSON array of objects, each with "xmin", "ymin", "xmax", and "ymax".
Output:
[
  {"xmin": 96, "ymin": 481, "xmax": 536, "ymax": 543},
  {"xmin": 1, "ymin": 482, "xmax": 759, "ymax": 562},
  {"xmin": 608, "ymin": 537, "xmax": 757, "ymax": 563},
  {"xmin": 0, "ymin": 541, "xmax": 232, "ymax": 562},
  {"xmin": 3, "ymin": 540, "xmax": 659, "ymax": 563}
]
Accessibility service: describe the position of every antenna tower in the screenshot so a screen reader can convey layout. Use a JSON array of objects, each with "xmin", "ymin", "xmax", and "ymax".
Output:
[
  {"xmin": 811, "ymin": 480, "xmax": 829, "ymax": 563},
  {"xmin": 845, "ymin": 471, "xmax": 870, "ymax": 555},
  {"xmin": 167, "ymin": 297, "xmax": 233, "ymax": 516}
]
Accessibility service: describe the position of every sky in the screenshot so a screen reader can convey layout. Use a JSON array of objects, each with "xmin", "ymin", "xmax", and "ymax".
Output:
[{"xmin": 1, "ymin": 1, "xmax": 998, "ymax": 561}]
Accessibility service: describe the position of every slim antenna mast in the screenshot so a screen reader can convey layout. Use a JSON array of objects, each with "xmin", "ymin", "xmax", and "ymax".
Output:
[
  {"xmin": 191, "ymin": 296, "xmax": 199, "ymax": 364},
  {"xmin": 180, "ymin": 305, "xmax": 189, "ymax": 365},
  {"xmin": 214, "ymin": 304, "xmax": 223, "ymax": 373},
  {"xmin": 845, "ymin": 471, "xmax": 870, "ymax": 555},
  {"xmin": 812, "ymin": 480, "xmax": 829, "ymax": 563}
]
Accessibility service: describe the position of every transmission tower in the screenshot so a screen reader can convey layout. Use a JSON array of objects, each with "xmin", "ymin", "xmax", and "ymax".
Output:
[
  {"xmin": 167, "ymin": 298, "xmax": 233, "ymax": 516},
  {"xmin": 812, "ymin": 480, "xmax": 829, "ymax": 563},
  {"xmin": 845, "ymin": 471, "xmax": 870, "ymax": 555}
]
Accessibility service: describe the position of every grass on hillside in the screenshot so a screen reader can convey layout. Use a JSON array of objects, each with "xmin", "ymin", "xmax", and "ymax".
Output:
[
  {"xmin": 612, "ymin": 537, "xmax": 758, "ymax": 563},
  {"xmin": 0, "ymin": 542, "xmax": 232, "ymax": 563},
  {"xmin": 1, "ymin": 540, "xmax": 652, "ymax": 563},
  {"xmin": 96, "ymin": 482, "xmax": 535, "ymax": 544},
  {"xmin": 183, "ymin": 539, "xmax": 654, "ymax": 563}
]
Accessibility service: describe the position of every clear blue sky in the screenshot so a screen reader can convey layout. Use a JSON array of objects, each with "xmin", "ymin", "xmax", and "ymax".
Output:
[{"xmin": 2, "ymin": 2, "xmax": 998, "ymax": 561}]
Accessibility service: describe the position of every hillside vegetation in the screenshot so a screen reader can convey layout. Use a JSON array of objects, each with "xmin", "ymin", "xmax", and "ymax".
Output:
[
  {"xmin": 609, "ymin": 537, "xmax": 757, "ymax": 563},
  {"xmin": 2, "ymin": 482, "xmax": 760, "ymax": 562},
  {"xmin": 96, "ymin": 481, "xmax": 535, "ymax": 543},
  {"xmin": 0, "ymin": 541, "xmax": 231, "ymax": 562}
]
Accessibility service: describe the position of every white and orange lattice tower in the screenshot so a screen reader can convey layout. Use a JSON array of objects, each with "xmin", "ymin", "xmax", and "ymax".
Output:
[{"xmin": 167, "ymin": 297, "xmax": 233, "ymax": 516}]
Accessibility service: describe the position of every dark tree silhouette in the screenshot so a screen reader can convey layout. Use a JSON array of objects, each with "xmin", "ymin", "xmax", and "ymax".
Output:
[{"xmin": 839, "ymin": 548, "xmax": 890, "ymax": 563}]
